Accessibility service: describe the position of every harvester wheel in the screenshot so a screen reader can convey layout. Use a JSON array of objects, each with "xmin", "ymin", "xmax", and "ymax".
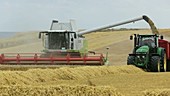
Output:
[
  {"xmin": 127, "ymin": 56, "xmax": 135, "ymax": 65},
  {"xmin": 160, "ymin": 50, "xmax": 167, "ymax": 72},
  {"xmin": 150, "ymin": 56, "xmax": 160, "ymax": 72}
]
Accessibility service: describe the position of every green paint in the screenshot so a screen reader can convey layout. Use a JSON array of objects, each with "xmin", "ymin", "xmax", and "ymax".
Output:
[
  {"xmin": 136, "ymin": 46, "xmax": 149, "ymax": 53},
  {"xmin": 79, "ymin": 39, "xmax": 88, "ymax": 56},
  {"xmin": 157, "ymin": 47, "xmax": 163, "ymax": 56}
]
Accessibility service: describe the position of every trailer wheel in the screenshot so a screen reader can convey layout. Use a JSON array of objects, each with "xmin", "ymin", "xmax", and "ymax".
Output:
[
  {"xmin": 167, "ymin": 60, "xmax": 170, "ymax": 71},
  {"xmin": 160, "ymin": 50, "xmax": 167, "ymax": 72},
  {"xmin": 150, "ymin": 56, "xmax": 160, "ymax": 72},
  {"xmin": 127, "ymin": 56, "xmax": 135, "ymax": 65}
]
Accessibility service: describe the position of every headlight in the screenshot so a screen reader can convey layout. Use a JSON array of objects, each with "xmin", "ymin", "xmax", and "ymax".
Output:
[
  {"xmin": 137, "ymin": 56, "xmax": 140, "ymax": 58},
  {"xmin": 142, "ymin": 56, "xmax": 145, "ymax": 58}
]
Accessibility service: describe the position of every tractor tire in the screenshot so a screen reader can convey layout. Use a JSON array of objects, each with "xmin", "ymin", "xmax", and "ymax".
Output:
[
  {"xmin": 150, "ymin": 56, "xmax": 160, "ymax": 72},
  {"xmin": 160, "ymin": 50, "xmax": 167, "ymax": 72},
  {"xmin": 127, "ymin": 56, "xmax": 135, "ymax": 65}
]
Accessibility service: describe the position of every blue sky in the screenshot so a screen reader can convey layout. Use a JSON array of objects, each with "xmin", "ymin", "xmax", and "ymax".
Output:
[{"xmin": 0, "ymin": 0, "xmax": 170, "ymax": 32}]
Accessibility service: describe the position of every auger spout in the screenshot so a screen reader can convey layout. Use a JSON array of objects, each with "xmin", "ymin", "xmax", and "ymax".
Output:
[
  {"xmin": 142, "ymin": 15, "xmax": 159, "ymax": 35},
  {"xmin": 78, "ymin": 15, "xmax": 159, "ymax": 36}
]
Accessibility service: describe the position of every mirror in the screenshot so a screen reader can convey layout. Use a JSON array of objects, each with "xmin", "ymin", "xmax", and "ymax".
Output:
[
  {"xmin": 160, "ymin": 35, "xmax": 163, "ymax": 39},
  {"xmin": 130, "ymin": 35, "xmax": 133, "ymax": 40},
  {"xmin": 39, "ymin": 33, "xmax": 41, "ymax": 39},
  {"xmin": 74, "ymin": 33, "xmax": 77, "ymax": 38}
]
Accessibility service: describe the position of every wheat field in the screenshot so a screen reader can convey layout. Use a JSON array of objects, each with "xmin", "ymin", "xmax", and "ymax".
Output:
[{"xmin": 0, "ymin": 29, "xmax": 170, "ymax": 96}]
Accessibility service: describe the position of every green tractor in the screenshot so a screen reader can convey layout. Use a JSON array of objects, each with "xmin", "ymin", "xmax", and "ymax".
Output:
[{"xmin": 127, "ymin": 34, "xmax": 167, "ymax": 72}]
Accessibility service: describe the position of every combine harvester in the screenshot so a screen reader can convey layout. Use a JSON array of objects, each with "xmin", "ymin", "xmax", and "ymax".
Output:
[
  {"xmin": 0, "ymin": 16, "xmax": 146, "ymax": 66},
  {"xmin": 0, "ymin": 20, "xmax": 110, "ymax": 66},
  {"xmin": 0, "ymin": 15, "xmax": 169, "ymax": 68}
]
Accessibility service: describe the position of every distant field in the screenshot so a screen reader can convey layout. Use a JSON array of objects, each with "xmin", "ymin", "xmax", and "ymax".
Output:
[
  {"xmin": 0, "ymin": 29, "xmax": 170, "ymax": 95},
  {"xmin": 0, "ymin": 32, "xmax": 17, "ymax": 38}
]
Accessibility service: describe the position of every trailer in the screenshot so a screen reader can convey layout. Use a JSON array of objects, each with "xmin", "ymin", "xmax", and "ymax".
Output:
[{"xmin": 159, "ymin": 39, "xmax": 170, "ymax": 71}]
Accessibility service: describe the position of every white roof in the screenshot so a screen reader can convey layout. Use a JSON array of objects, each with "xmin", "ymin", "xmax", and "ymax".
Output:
[
  {"xmin": 47, "ymin": 30, "xmax": 67, "ymax": 32},
  {"xmin": 44, "ymin": 30, "xmax": 76, "ymax": 33}
]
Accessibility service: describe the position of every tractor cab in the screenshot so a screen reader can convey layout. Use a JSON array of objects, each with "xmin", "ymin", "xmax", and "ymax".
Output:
[
  {"xmin": 138, "ymin": 35, "xmax": 158, "ymax": 48},
  {"xmin": 130, "ymin": 34, "xmax": 159, "ymax": 49}
]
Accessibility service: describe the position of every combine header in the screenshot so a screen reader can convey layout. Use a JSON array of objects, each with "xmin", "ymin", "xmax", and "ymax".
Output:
[{"xmin": 0, "ymin": 53, "xmax": 104, "ymax": 65}]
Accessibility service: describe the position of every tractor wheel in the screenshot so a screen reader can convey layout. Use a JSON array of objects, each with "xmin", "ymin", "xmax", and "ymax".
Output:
[
  {"xmin": 160, "ymin": 50, "xmax": 167, "ymax": 72},
  {"xmin": 127, "ymin": 56, "xmax": 135, "ymax": 65},
  {"xmin": 150, "ymin": 56, "xmax": 160, "ymax": 72}
]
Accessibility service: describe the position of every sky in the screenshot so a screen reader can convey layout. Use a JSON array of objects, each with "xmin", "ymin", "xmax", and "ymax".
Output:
[{"xmin": 0, "ymin": 0, "xmax": 170, "ymax": 32}]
